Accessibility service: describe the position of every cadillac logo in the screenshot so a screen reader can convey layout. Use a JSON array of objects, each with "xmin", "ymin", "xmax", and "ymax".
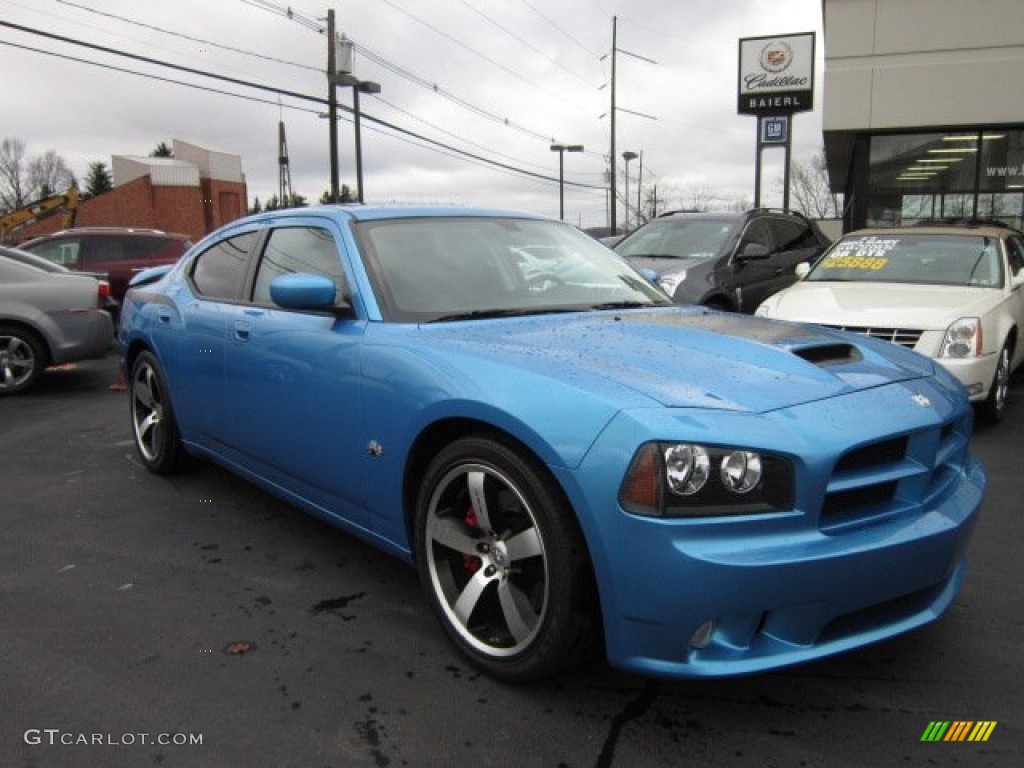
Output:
[
  {"xmin": 912, "ymin": 393, "xmax": 931, "ymax": 408},
  {"xmin": 760, "ymin": 41, "xmax": 793, "ymax": 73}
]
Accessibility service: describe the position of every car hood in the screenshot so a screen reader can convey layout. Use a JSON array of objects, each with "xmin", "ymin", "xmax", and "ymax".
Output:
[
  {"xmin": 411, "ymin": 307, "xmax": 934, "ymax": 413},
  {"xmin": 764, "ymin": 281, "xmax": 999, "ymax": 329}
]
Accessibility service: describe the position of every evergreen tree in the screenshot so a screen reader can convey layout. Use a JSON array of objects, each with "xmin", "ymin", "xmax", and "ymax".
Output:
[
  {"xmin": 150, "ymin": 142, "xmax": 174, "ymax": 158},
  {"xmin": 82, "ymin": 161, "xmax": 113, "ymax": 199}
]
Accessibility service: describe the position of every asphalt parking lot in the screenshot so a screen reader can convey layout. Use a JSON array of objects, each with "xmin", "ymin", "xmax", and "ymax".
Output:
[{"xmin": 3, "ymin": 351, "xmax": 1022, "ymax": 768}]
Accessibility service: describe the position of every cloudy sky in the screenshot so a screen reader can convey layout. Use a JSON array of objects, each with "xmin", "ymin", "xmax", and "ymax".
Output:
[{"xmin": 1, "ymin": 0, "xmax": 825, "ymax": 229}]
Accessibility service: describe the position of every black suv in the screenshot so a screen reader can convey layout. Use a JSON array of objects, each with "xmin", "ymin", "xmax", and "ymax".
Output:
[{"xmin": 613, "ymin": 209, "xmax": 830, "ymax": 312}]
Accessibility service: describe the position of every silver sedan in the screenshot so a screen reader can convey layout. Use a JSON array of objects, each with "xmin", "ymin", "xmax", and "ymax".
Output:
[{"xmin": 0, "ymin": 250, "xmax": 113, "ymax": 395}]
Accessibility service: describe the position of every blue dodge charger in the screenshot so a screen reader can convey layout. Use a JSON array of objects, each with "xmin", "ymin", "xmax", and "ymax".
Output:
[{"xmin": 119, "ymin": 206, "xmax": 985, "ymax": 682}]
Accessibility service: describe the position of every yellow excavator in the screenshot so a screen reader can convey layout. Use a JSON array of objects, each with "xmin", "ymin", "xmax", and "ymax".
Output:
[{"xmin": 0, "ymin": 185, "xmax": 79, "ymax": 243}]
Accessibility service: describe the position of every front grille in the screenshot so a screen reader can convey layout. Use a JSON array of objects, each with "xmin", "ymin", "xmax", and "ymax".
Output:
[
  {"xmin": 820, "ymin": 418, "xmax": 970, "ymax": 531},
  {"xmin": 823, "ymin": 325, "xmax": 923, "ymax": 348}
]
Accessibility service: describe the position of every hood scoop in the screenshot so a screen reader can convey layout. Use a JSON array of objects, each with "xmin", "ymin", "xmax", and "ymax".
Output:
[{"xmin": 793, "ymin": 342, "xmax": 863, "ymax": 368}]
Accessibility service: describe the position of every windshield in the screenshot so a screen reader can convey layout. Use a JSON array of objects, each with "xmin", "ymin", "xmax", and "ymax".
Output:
[
  {"xmin": 614, "ymin": 218, "xmax": 738, "ymax": 260},
  {"xmin": 806, "ymin": 234, "xmax": 1004, "ymax": 287},
  {"xmin": 355, "ymin": 216, "xmax": 671, "ymax": 322}
]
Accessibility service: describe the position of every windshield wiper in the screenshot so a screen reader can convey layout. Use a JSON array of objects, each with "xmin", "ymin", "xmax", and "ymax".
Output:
[{"xmin": 428, "ymin": 307, "xmax": 578, "ymax": 323}]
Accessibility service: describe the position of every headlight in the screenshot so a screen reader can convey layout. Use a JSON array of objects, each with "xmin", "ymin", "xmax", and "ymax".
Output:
[
  {"xmin": 940, "ymin": 317, "xmax": 982, "ymax": 358},
  {"xmin": 620, "ymin": 441, "xmax": 794, "ymax": 518},
  {"xmin": 658, "ymin": 270, "xmax": 686, "ymax": 296}
]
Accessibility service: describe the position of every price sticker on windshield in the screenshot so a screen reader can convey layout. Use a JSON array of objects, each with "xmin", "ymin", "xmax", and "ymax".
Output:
[
  {"xmin": 822, "ymin": 255, "xmax": 888, "ymax": 270},
  {"xmin": 822, "ymin": 236, "xmax": 899, "ymax": 270}
]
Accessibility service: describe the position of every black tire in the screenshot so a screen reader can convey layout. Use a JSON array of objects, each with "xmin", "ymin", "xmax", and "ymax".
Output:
[
  {"xmin": 979, "ymin": 343, "xmax": 1012, "ymax": 423},
  {"xmin": 0, "ymin": 324, "xmax": 47, "ymax": 396},
  {"xmin": 129, "ymin": 350, "xmax": 191, "ymax": 473},
  {"xmin": 414, "ymin": 434, "xmax": 599, "ymax": 682}
]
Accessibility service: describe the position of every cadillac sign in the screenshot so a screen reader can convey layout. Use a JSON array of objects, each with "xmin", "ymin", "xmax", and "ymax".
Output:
[{"xmin": 738, "ymin": 32, "xmax": 815, "ymax": 115}]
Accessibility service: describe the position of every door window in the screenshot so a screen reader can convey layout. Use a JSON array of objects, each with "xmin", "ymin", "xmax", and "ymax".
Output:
[
  {"xmin": 25, "ymin": 238, "xmax": 81, "ymax": 268},
  {"xmin": 771, "ymin": 219, "xmax": 815, "ymax": 251},
  {"xmin": 252, "ymin": 227, "xmax": 347, "ymax": 307},
  {"xmin": 190, "ymin": 231, "xmax": 258, "ymax": 301},
  {"xmin": 737, "ymin": 219, "xmax": 773, "ymax": 255}
]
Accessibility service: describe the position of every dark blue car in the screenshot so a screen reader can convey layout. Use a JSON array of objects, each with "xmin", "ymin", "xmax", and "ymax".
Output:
[{"xmin": 119, "ymin": 205, "xmax": 985, "ymax": 682}]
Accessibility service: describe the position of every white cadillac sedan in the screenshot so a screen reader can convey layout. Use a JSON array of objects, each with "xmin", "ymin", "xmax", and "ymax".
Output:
[{"xmin": 757, "ymin": 224, "xmax": 1024, "ymax": 422}]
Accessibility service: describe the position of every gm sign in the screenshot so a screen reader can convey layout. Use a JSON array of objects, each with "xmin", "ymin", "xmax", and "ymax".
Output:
[
  {"xmin": 761, "ymin": 116, "xmax": 788, "ymax": 144},
  {"xmin": 738, "ymin": 32, "xmax": 815, "ymax": 116}
]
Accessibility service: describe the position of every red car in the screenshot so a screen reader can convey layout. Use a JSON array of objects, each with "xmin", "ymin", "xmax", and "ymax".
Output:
[{"xmin": 20, "ymin": 227, "xmax": 193, "ymax": 307}]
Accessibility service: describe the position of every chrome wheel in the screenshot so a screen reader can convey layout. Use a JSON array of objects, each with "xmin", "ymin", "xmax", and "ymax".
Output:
[
  {"xmin": 0, "ymin": 326, "xmax": 45, "ymax": 396},
  {"xmin": 415, "ymin": 435, "xmax": 599, "ymax": 681},
  {"xmin": 129, "ymin": 351, "xmax": 189, "ymax": 473},
  {"xmin": 425, "ymin": 463, "xmax": 549, "ymax": 657},
  {"xmin": 131, "ymin": 358, "xmax": 165, "ymax": 462},
  {"xmin": 980, "ymin": 344, "xmax": 1011, "ymax": 423}
]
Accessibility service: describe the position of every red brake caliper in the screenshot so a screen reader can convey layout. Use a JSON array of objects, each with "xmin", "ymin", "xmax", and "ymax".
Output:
[{"xmin": 462, "ymin": 506, "xmax": 482, "ymax": 573}]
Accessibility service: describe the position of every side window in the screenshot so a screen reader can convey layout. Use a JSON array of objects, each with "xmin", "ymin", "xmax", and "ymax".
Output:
[
  {"xmin": 87, "ymin": 237, "xmax": 128, "ymax": 265},
  {"xmin": 252, "ymin": 227, "xmax": 347, "ymax": 307},
  {"xmin": 1006, "ymin": 236, "xmax": 1024, "ymax": 278},
  {"xmin": 737, "ymin": 219, "xmax": 773, "ymax": 254},
  {"xmin": 190, "ymin": 231, "xmax": 258, "ymax": 301},
  {"xmin": 26, "ymin": 238, "xmax": 80, "ymax": 268},
  {"xmin": 772, "ymin": 219, "xmax": 815, "ymax": 251}
]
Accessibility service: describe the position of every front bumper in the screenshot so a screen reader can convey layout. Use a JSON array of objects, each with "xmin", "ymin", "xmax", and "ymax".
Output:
[
  {"xmin": 933, "ymin": 353, "xmax": 999, "ymax": 402},
  {"xmin": 561, "ymin": 377, "xmax": 985, "ymax": 678}
]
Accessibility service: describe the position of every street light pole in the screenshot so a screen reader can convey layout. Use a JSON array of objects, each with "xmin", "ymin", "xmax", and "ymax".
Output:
[
  {"xmin": 550, "ymin": 143, "xmax": 584, "ymax": 220},
  {"xmin": 326, "ymin": 10, "xmax": 339, "ymax": 203},
  {"xmin": 348, "ymin": 79, "xmax": 381, "ymax": 203},
  {"xmin": 622, "ymin": 150, "xmax": 638, "ymax": 231}
]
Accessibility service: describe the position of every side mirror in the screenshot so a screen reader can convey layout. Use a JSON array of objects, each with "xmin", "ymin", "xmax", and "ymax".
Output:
[
  {"xmin": 737, "ymin": 242, "xmax": 771, "ymax": 260},
  {"xmin": 270, "ymin": 273, "xmax": 349, "ymax": 313},
  {"xmin": 1012, "ymin": 269, "xmax": 1024, "ymax": 290},
  {"xmin": 638, "ymin": 268, "xmax": 660, "ymax": 285},
  {"xmin": 795, "ymin": 262, "xmax": 811, "ymax": 279}
]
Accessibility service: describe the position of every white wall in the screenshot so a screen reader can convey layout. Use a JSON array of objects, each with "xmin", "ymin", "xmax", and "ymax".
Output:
[{"xmin": 824, "ymin": 0, "xmax": 1024, "ymax": 131}]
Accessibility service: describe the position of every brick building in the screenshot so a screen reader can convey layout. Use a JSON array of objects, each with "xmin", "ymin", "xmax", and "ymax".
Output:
[{"xmin": 13, "ymin": 139, "xmax": 247, "ymax": 244}]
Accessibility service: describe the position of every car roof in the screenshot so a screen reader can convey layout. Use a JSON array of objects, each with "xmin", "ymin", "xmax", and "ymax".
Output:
[
  {"xmin": 255, "ymin": 203, "xmax": 552, "ymax": 222},
  {"xmin": 22, "ymin": 227, "xmax": 192, "ymax": 242},
  {"xmin": 845, "ymin": 224, "xmax": 1020, "ymax": 239}
]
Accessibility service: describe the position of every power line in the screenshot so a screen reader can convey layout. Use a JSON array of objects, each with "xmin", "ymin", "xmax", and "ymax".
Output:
[
  {"xmin": 453, "ymin": 0, "xmax": 598, "ymax": 89},
  {"xmin": 55, "ymin": 0, "xmax": 321, "ymax": 72},
  {"xmin": 0, "ymin": 21, "xmax": 604, "ymax": 191},
  {"xmin": 517, "ymin": 0, "xmax": 603, "ymax": 59},
  {"xmin": 54, "ymin": 0, "xmax": 585, "ymax": 151},
  {"xmin": 375, "ymin": 0, "xmax": 595, "ymax": 117}
]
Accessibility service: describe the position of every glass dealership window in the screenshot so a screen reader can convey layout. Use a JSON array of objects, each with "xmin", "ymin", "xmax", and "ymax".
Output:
[{"xmin": 854, "ymin": 129, "xmax": 1024, "ymax": 229}]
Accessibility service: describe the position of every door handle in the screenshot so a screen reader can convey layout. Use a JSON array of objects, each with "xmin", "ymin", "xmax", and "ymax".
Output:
[
  {"xmin": 234, "ymin": 321, "xmax": 251, "ymax": 341},
  {"xmin": 157, "ymin": 308, "xmax": 172, "ymax": 324}
]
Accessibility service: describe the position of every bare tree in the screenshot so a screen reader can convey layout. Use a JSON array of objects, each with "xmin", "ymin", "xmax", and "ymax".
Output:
[
  {"xmin": 28, "ymin": 150, "xmax": 74, "ymax": 199},
  {"xmin": 1, "ymin": 138, "xmax": 75, "ymax": 210},
  {"xmin": 681, "ymin": 180, "xmax": 723, "ymax": 212},
  {"xmin": 0, "ymin": 138, "xmax": 29, "ymax": 211},
  {"xmin": 785, "ymin": 150, "xmax": 843, "ymax": 218}
]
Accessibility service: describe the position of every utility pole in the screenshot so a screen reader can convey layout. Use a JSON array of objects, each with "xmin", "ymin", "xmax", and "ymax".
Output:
[
  {"xmin": 610, "ymin": 16, "xmax": 617, "ymax": 235},
  {"xmin": 326, "ymin": 9, "xmax": 339, "ymax": 203}
]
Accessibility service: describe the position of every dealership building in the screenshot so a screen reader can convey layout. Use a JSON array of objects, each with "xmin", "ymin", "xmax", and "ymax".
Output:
[{"xmin": 823, "ymin": 0, "xmax": 1024, "ymax": 232}]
